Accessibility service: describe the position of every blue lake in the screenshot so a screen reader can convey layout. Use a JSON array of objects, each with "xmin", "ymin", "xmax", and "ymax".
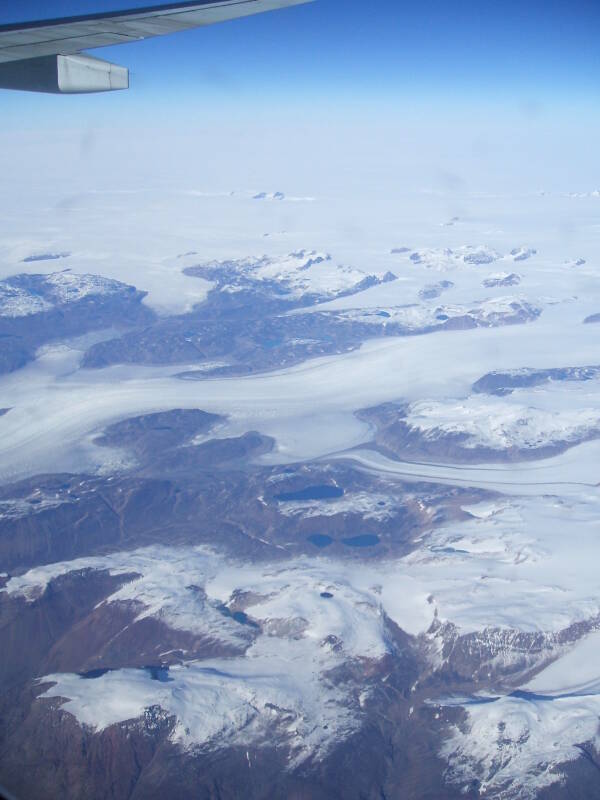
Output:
[
  {"xmin": 217, "ymin": 603, "xmax": 259, "ymax": 628},
  {"xmin": 307, "ymin": 534, "xmax": 334, "ymax": 548},
  {"xmin": 80, "ymin": 665, "xmax": 172, "ymax": 682}
]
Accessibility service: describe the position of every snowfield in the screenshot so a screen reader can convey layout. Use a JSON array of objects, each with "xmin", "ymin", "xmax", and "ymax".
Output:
[
  {"xmin": 443, "ymin": 633, "xmax": 600, "ymax": 798},
  {"xmin": 190, "ymin": 250, "xmax": 389, "ymax": 302},
  {"xmin": 331, "ymin": 296, "xmax": 541, "ymax": 330},
  {"xmin": 276, "ymin": 489, "xmax": 400, "ymax": 520},
  {"xmin": 397, "ymin": 244, "xmax": 536, "ymax": 272},
  {"xmin": 41, "ymin": 636, "xmax": 362, "ymax": 766},
  {"xmin": 0, "ymin": 271, "xmax": 133, "ymax": 317},
  {"xmin": 43, "ymin": 271, "xmax": 130, "ymax": 303},
  {"xmin": 2, "ymin": 156, "xmax": 600, "ymax": 796},
  {"xmin": 404, "ymin": 396, "xmax": 600, "ymax": 451},
  {"xmin": 442, "ymin": 687, "xmax": 600, "ymax": 799},
  {"xmin": 6, "ymin": 488, "xmax": 600, "ymax": 772},
  {"xmin": 8, "ymin": 547, "xmax": 390, "ymax": 762},
  {"xmin": 9, "ymin": 492, "xmax": 600, "ymax": 642},
  {"xmin": 0, "ymin": 283, "xmax": 52, "ymax": 317}
]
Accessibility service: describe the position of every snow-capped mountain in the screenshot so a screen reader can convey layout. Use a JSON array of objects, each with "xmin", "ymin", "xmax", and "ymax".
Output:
[
  {"xmin": 331, "ymin": 296, "xmax": 540, "ymax": 332},
  {"xmin": 185, "ymin": 250, "xmax": 396, "ymax": 304},
  {"xmin": 0, "ymin": 271, "xmax": 137, "ymax": 318}
]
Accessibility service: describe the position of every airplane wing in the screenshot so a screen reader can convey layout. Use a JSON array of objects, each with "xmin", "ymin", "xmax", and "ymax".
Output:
[{"xmin": 0, "ymin": 0, "xmax": 312, "ymax": 94}]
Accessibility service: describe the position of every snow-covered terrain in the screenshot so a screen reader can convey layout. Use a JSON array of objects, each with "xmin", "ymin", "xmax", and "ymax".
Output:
[
  {"xmin": 330, "ymin": 296, "xmax": 540, "ymax": 331},
  {"xmin": 276, "ymin": 489, "xmax": 399, "ymax": 520},
  {"xmin": 41, "ymin": 642, "xmax": 360, "ymax": 766},
  {"xmin": 44, "ymin": 271, "xmax": 130, "ymax": 303},
  {"xmin": 482, "ymin": 272, "xmax": 521, "ymax": 288},
  {"xmin": 396, "ymin": 245, "xmax": 537, "ymax": 272},
  {"xmin": 442, "ymin": 631, "xmax": 600, "ymax": 797},
  {"xmin": 0, "ymin": 272, "xmax": 133, "ymax": 318},
  {"xmin": 6, "ymin": 484, "xmax": 600, "ymax": 781},
  {"xmin": 403, "ymin": 395, "xmax": 600, "ymax": 452},
  {"xmin": 7, "ymin": 546, "xmax": 390, "ymax": 762},
  {"xmin": 188, "ymin": 250, "xmax": 391, "ymax": 302},
  {"xmin": 442, "ymin": 686, "xmax": 600, "ymax": 798},
  {"xmin": 2, "ymin": 126, "xmax": 600, "ymax": 797},
  {"xmin": 8, "ymin": 493, "xmax": 600, "ymax": 641},
  {"xmin": 0, "ymin": 492, "xmax": 74, "ymax": 520},
  {"xmin": 6, "ymin": 546, "xmax": 389, "ymax": 651},
  {"xmin": 418, "ymin": 280, "xmax": 454, "ymax": 300},
  {"xmin": 253, "ymin": 190, "xmax": 286, "ymax": 201},
  {"xmin": 0, "ymin": 283, "xmax": 52, "ymax": 318},
  {"xmin": 2, "ymin": 291, "xmax": 600, "ymax": 482}
]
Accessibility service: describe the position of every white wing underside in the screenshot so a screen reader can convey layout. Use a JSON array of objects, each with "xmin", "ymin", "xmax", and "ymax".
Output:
[{"xmin": 0, "ymin": 0, "xmax": 310, "ymax": 65}]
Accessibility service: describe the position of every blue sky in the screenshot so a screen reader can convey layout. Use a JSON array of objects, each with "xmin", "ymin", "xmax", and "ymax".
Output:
[{"xmin": 1, "ymin": 0, "xmax": 600, "ymax": 109}]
